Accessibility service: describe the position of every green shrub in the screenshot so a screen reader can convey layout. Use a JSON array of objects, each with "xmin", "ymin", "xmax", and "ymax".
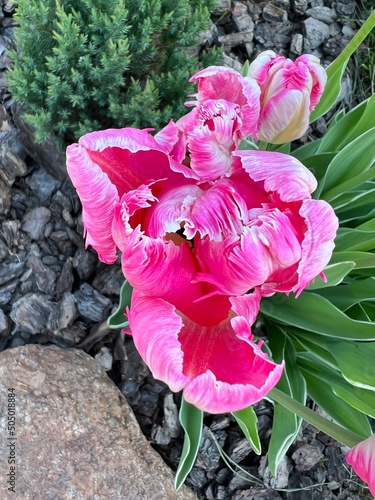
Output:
[{"xmin": 8, "ymin": 0, "xmax": 221, "ymax": 145}]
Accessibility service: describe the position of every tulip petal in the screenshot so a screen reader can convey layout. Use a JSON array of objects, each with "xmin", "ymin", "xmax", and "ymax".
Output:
[
  {"xmin": 66, "ymin": 141, "xmax": 119, "ymax": 264},
  {"xmin": 296, "ymin": 54, "xmax": 327, "ymax": 109},
  {"xmin": 127, "ymin": 293, "xmax": 189, "ymax": 392},
  {"xmin": 293, "ymin": 199, "xmax": 339, "ymax": 295},
  {"xmin": 346, "ymin": 434, "xmax": 375, "ymax": 497},
  {"xmin": 77, "ymin": 127, "xmax": 175, "ymax": 193},
  {"xmin": 112, "ymin": 199, "xmax": 202, "ymax": 316},
  {"xmin": 195, "ymin": 230, "xmax": 272, "ymax": 296},
  {"xmin": 234, "ymin": 150, "xmax": 317, "ymax": 202},
  {"xmin": 182, "ymin": 179, "xmax": 247, "ymax": 241},
  {"xmin": 188, "ymin": 66, "xmax": 260, "ymax": 138},
  {"xmin": 128, "ymin": 292, "xmax": 284, "ymax": 414},
  {"xmin": 66, "ymin": 128, "xmax": 178, "ymax": 263},
  {"xmin": 258, "ymin": 89, "xmax": 310, "ymax": 144}
]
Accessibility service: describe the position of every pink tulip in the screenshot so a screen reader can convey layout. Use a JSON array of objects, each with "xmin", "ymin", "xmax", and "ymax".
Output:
[
  {"xmin": 175, "ymin": 66, "xmax": 261, "ymax": 181},
  {"xmin": 66, "ymin": 109, "xmax": 337, "ymax": 412},
  {"xmin": 346, "ymin": 434, "xmax": 375, "ymax": 497},
  {"xmin": 248, "ymin": 50, "xmax": 327, "ymax": 143}
]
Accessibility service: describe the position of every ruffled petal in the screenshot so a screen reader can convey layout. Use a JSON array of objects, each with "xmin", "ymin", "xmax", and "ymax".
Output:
[
  {"xmin": 182, "ymin": 179, "xmax": 247, "ymax": 241},
  {"xmin": 128, "ymin": 292, "xmax": 284, "ymax": 414},
  {"xmin": 127, "ymin": 293, "xmax": 189, "ymax": 392},
  {"xmin": 145, "ymin": 184, "xmax": 201, "ymax": 238},
  {"xmin": 154, "ymin": 119, "xmax": 186, "ymax": 163},
  {"xmin": 112, "ymin": 198, "xmax": 202, "ymax": 315},
  {"xmin": 230, "ymin": 290, "xmax": 263, "ymax": 328},
  {"xmin": 66, "ymin": 141, "xmax": 119, "ymax": 264},
  {"xmin": 195, "ymin": 229, "xmax": 272, "ymax": 295},
  {"xmin": 77, "ymin": 127, "xmax": 176, "ymax": 193},
  {"xmin": 234, "ymin": 150, "xmax": 317, "ymax": 202},
  {"xmin": 346, "ymin": 434, "xmax": 375, "ymax": 497},
  {"xmin": 66, "ymin": 127, "xmax": 181, "ymax": 263},
  {"xmin": 187, "ymin": 66, "xmax": 261, "ymax": 138},
  {"xmin": 180, "ymin": 311, "xmax": 284, "ymax": 413},
  {"xmin": 293, "ymin": 199, "xmax": 339, "ymax": 295}
]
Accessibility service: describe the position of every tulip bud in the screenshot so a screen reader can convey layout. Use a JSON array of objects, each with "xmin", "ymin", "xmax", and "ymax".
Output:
[{"xmin": 248, "ymin": 50, "xmax": 327, "ymax": 144}]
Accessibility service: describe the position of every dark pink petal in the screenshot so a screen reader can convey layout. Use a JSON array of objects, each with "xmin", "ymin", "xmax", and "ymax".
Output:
[
  {"xmin": 293, "ymin": 199, "xmax": 339, "ymax": 295},
  {"xmin": 154, "ymin": 120, "xmax": 186, "ymax": 163},
  {"xmin": 234, "ymin": 150, "xmax": 317, "ymax": 202},
  {"xmin": 346, "ymin": 434, "xmax": 375, "ymax": 497},
  {"xmin": 77, "ymin": 128, "xmax": 175, "ymax": 193},
  {"xmin": 188, "ymin": 66, "xmax": 261, "ymax": 138},
  {"xmin": 66, "ymin": 128, "xmax": 180, "ymax": 263},
  {"xmin": 230, "ymin": 290, "xmax": 263, "ymax": 328},
  {"xmin": 112, "ymin": 198, "xmax": 202, "ymax": 317},
  {"xmin": 128, "ymin": 292, "xmax": 284, "ymax": 414}
]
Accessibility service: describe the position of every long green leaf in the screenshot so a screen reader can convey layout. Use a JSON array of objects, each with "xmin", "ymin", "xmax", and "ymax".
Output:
[
  {"xmin": 334, "ymin": 226, "xmax": 375, "ymax": 252},
  {"xmin": 298, "ymin": 355, "xmax": 372, "ymax": 439},
  {"xmin": 319, "ymin": 128, "xmax": 375, "ymax": 198},
  {"xmin": 175, "ymin": 397, "xmax": 203, "ymax": 490},
  {"xmin": 316, "ymin": 277, "xmax": 375, "ymax": 311},
  {"xmin": 298, "ymin": 353, "xmax": 375, "ymax": 422},
  {"xmin": 310, "ymin": 11, "xmax": 375, "ymax": 121},
  {"xmin": 267, "ymin": 325, "xmax": 306, "ymax": 476},
  {"xmin": 306, "ymin": 261, "xmax": 355, "ymax": 290},
  {"xmin": 328, "ymin": 340, "xmax": 375, "ymax": 392},
  {"xmin": 107, "ymin": 280, "xmax": 132, "ymax": 329},
  {"xmin": 233, "ymin": 406, "xmax": 261, "ymax": 455},
  {"xmin": 317, "ymin": 94, "xmax": 375, "ymax": 153},
  {"xmin": 260, "ymin": 292, "xmax": 375, "ymax": 340},
  {"xmin": 329, "ymin": 251, "xmax": 375, "ymax": 270}
]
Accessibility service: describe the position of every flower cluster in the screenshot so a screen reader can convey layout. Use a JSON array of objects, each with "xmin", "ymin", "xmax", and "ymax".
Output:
[{"xmin": 67, "ymin": 52, "xmax": 338, "ymax": 414}]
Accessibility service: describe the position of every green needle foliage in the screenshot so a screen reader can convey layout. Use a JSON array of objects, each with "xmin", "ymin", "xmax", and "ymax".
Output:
[{"xmin": 8, "ymin": 0, "xmax": 221, "ymax": 145}]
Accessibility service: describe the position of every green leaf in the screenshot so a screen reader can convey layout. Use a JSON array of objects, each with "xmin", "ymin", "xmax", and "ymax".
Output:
[
  {"xmin": 299, "ymin": 352, "xmax": 375, "ymax": 422},
  {"xmin": 107, "ymin": 280, "xmax": 132, "ymax": 329},
  {"xmin": 334, "ymin": 225, "xmax": 375, "ymax": 252},
  {"xmin": 317, "ymin": 94, "xmax": 375, "ymax": 153},
  {"xmin": 288, "ymin": 327, "xmax": 338, "ymax": 368},
  {"xmin": 329, "ymin": 251, "xmax": 375, "ymax": 270},
  {"xmin": 306, "ymin": 261, "xmax": 355, "ymax": 290},
  {"xmin": 310, "ymin": 10, "xmax": 375, "ymax": 122},
  {"xmin": 292, "ymin": 138, "xmax": 321, "ymax": 161},
  {"xmin": 260, "ymin": 292, "xmax": 375, "ymax": 340},
  {"xmin": 318, "ymin": 128, "xmax": 375, "ymax": 199},
  {"xmin": 232, "ymin": 406, "xmax": 261, "ymax": 455},
  {"xmin": 333, "ymin": 187, "xmax": 375, "ymax": 213},
  {"xmin": 298, "ymin": 354, "xmax": 372, "ymax": 439},
  {"xmin": 174, "ymin": 397, "xmax": 203, "ymax": 490},
  {"xmin": 316, "ymin": 277, "xmax": 375, "ymax": 311},
  {"xmin": 267, "ymin": 325, "xmax": 306, "ymax": 475},
  {"xmin": 328, "ymin": 340, "xmax": 375, "ymax": 392}
]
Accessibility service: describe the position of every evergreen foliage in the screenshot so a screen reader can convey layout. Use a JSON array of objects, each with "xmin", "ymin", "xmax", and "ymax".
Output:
[{"xmin": 8, "ymin": 0, "xmax": 221, "ymax": 144}]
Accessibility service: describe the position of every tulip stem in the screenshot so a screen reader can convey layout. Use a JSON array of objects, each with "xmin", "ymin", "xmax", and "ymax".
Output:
[
  {"xmin": 258, "ymin": 141, "xmax": 269, "ymax": 150},
  {"xmin": 268, "ymin": 387, "xmax": 362, "ymax": 448}
]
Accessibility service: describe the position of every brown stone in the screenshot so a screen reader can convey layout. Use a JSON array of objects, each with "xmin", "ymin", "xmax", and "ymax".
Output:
[{"xmin": 0, "ymin": 345, "xmax": 197, "ymax": 499}]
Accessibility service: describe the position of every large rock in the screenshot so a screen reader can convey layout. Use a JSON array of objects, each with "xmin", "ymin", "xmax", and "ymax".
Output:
[{"xmin": 0, "ymin": 344, "xmax": 197, "ymax": 499}]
